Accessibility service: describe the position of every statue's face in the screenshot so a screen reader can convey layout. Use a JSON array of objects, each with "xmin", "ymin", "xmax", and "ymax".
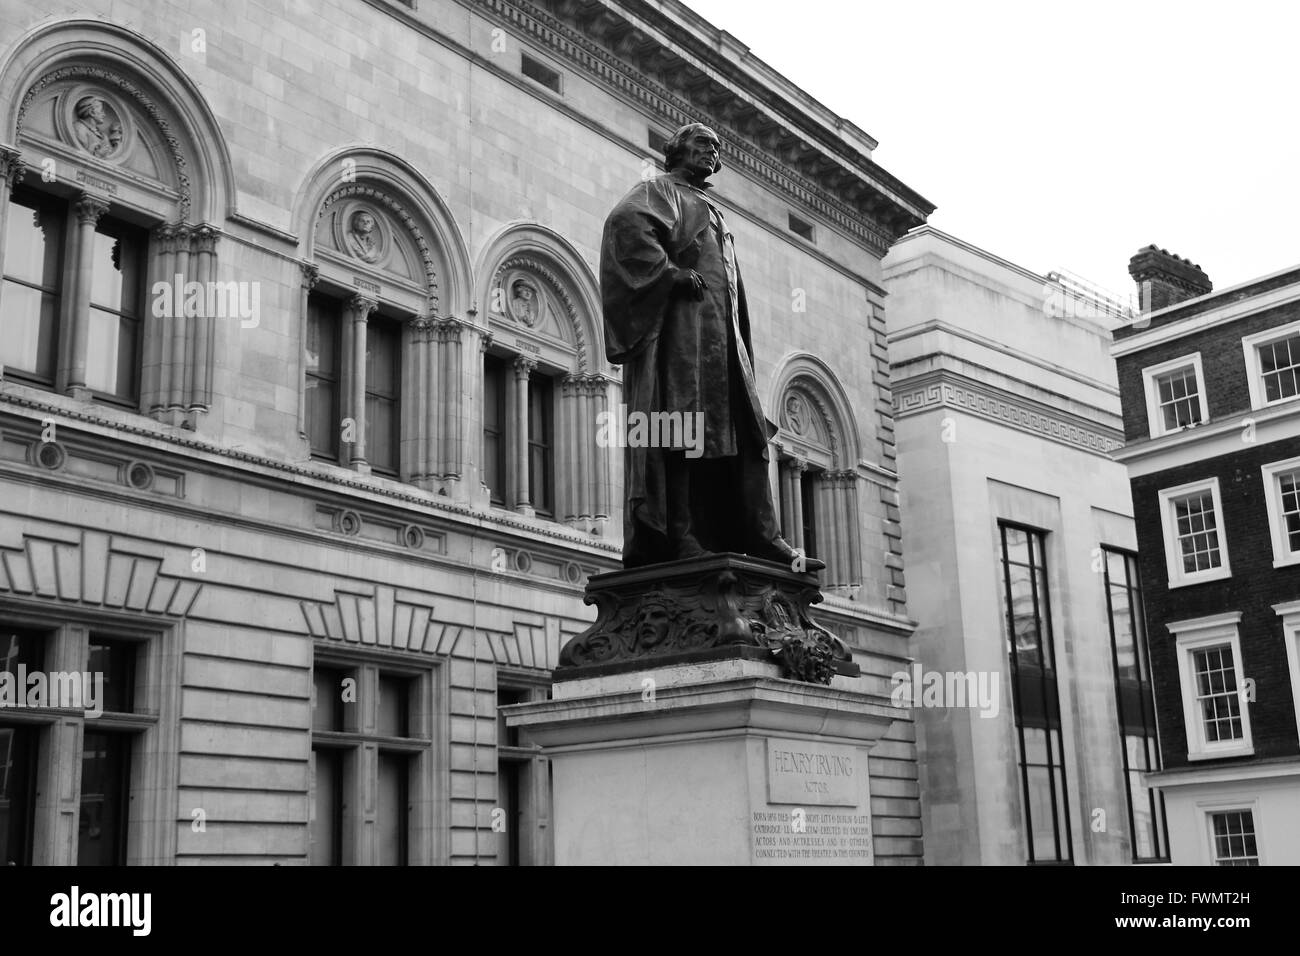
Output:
[
  {"xmin": 352, "ymin": 212, "xmax": 374, "ymax": 235},
  {"xmin": 80, "ymin": 98, "xmax": 105, "ymax": 124},
  {"xmin": 679, "ymin": 128, "xmax": 720, "ymax": 179},
  {"xmin": 515, "ymin": 283, "xmax": 533, "ymax": 301},
  {"xmin": 634, "ymin": 601, "xmax": 670, "ymax": 648}
]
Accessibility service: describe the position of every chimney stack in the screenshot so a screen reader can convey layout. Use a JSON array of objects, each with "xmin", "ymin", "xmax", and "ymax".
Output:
[{"xmin": 1128, "ymin": 245, "xmax": 1212, "ymax": 313}]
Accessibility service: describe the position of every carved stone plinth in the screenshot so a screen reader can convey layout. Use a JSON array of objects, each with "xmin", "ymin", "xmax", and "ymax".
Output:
[{"xmin": 557, "ymin": 553, "xmax": 857, "ymax": 684}]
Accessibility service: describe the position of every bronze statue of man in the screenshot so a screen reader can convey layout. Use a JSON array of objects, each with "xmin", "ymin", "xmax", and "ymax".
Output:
[{"xmin": 600, "ymin": 123, "xmax": 823, "ymax": 572}]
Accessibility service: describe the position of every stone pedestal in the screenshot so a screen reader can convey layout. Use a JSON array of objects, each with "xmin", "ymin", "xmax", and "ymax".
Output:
[
  {"xmin": 504, "ymin": 555, "xmax": 899, "ymax": 865},
  {"xmin": 505, "ymin": 657, "xmax": 896, "ymax": 865}
]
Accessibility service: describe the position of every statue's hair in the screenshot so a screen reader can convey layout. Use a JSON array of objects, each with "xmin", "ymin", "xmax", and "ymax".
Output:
[
  {"xmin": 663, "ymin": 123, "xmax": 722, "ymax": 174},
  {"xmin": 75, "ymin": 96, "xmax": 104, "ymax": 120}
]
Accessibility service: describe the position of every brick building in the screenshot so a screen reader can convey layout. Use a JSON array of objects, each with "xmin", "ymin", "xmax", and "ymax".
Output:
[
  {"xmin": 0, "ymin": 0, "xmax": 931, "ymax": 864},
  {"xmin": 1111, "ymin": 246, "xmax": 1300, "ymax": 865}
]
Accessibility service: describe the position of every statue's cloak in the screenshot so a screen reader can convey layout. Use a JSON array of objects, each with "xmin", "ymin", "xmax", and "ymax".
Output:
[{"xmin": 599, "ymin": 169, "xmax": 774, "ymax": 542}]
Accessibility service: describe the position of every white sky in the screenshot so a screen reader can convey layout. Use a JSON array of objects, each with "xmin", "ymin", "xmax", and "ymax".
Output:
[{"xmin": 684, "ymin": 0, "xmax": 1300, "ymax": 299}]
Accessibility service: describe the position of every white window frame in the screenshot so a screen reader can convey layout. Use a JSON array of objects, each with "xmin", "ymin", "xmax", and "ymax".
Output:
[
  {"xmin": 1261, "ymin": 456, "xmax": 1300, "ymax": 568},
  {"xmin": 1200, "ymin": 799, "xmax": 1263, "ymax": 866},
  {"xmin": 1170, "ymin": 612, "xmax": 1253, "ymax": 760},
  {"xmin": 1158, "ymin": 478, "xmax": 1231, "ymax": 587},
  {"xmin": 1141, "ymin": 353, "xmax": 1209, "ymax": 439},
  {"xmin": 1242, "ymin": 319, "xmax": 1300, "ymax": 410},
  {"xmin": 1274, "ymin": 600, "xmax": 1300, "ymax": 745}
]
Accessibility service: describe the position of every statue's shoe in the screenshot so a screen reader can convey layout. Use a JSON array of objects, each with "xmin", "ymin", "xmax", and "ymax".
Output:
[
  {"xmin": 671, "ymin": 535, "xmax": 716, "ymax": 561},
  {"xmin": 749, "ymin": 536, "xmax": 826, "ymax": 572}
]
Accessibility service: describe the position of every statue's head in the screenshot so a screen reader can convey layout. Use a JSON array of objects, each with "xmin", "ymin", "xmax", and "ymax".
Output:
[
  {"xmin": 664, "ymin": 123, "xmax": 722, "ymax": 179},
  {"xmin": 350, "ymin": 210, "xmax": 375, "ymax": 236},
  {"xmin": 76, "ymin": 96, "xmax": 106, "ymax": 124}
]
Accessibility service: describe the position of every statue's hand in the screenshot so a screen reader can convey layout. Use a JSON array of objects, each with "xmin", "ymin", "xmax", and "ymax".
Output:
[{"xmin": 671, "ymin": 267, "xmax": 707, "ymax": 301}]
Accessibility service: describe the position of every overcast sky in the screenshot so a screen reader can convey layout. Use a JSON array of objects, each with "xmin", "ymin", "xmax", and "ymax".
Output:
[{"xmin": 684, "ymin": 0, "xmax": 1299, "ymax": 300}]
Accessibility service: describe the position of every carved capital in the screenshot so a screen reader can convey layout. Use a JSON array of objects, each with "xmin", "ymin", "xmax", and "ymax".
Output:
[
  {"xmin": 478, "ymin": 330, "xmax": 494, "ymax": 353},
  {"xmin": 512, "ymin": 354, "xmax": 537, "ymax": 379},
  {"xmin": 0, "ymin": 148, "xmax": 26, "ymax": 189},
  {"xmin": 73, "ymin": 194, "xmax": 110, "ymax": 225},
  {"xmin": 192, "ymin": 224, "xmax": 219, "ymax": 254},
  {"xmin": 301, "ymin": 262, "xmax": 320, "ymax": 290},
  {"xmin": 347, "ymin": 294, "xmax": 378, "ymax": 321},
  {"xmin": 435, "ymin": 317, "xmax": 464, "ymax": 343}
]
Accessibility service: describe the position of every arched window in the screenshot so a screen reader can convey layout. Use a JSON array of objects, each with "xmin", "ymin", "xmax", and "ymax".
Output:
[
  {"xmin": 0, "ymin": 22, "xmax": 232, "ymax": 428},
  {"xmin": 770, "ymin": 359, "xmax": 864, "ymax": 595},
  {"xmin": 294, "ymin": 150, "xmax": 471, "ymax": 487},
  {"xmin": 475, "ymin": 226, "xmax": 612, "ymax": 533}
]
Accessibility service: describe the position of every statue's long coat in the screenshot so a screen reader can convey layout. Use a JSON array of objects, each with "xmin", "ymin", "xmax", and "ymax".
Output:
[{"xmin": 599, "ymin": 169, "xmax": 775, "ymax": 542}]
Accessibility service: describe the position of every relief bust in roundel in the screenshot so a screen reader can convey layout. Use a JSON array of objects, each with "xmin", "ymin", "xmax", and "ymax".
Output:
[{"xmin": 60, "ymin": 88, "xmax": 133, "ymax": 162}]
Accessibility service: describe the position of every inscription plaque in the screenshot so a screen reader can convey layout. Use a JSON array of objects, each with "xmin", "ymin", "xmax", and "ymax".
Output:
[{"xmin": 766, "ymin": 738, "xmax": 858, "ymax": 806}]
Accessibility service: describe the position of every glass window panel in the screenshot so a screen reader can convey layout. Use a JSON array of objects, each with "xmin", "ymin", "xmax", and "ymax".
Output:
[
  {"xmin": 306, "ymin": 296, "xmax": 341, "ymax": 459},
  {"xmin": 1025, "ymin": 766, "xmax": 1056, "ymax": 861},
  {"xmin": 312, "ymin": 667, "xmax": 346, "ymax": 732},
  {"xmin": 364, "ymin": 316, "xmax": 400, "ymax": 475},
  {"xmin": 0, "ymin": 725, "xmax": 37, "ymax": 866},
  {"xmin": 309, "ymin": 747, "xmax": 342, "ymax": 866},
  {"xmin": 0, "ymin": 629, "xmax": 45, "ymax": 672},
  {"xmin": 0, "ymin": 283, "xmax": 60, "ymax": 381},
  {"xmin": 376, "ymin": 752, "xmax": 408, "ymax": 866},
  {"xmin": 365, "ymin": 392, "xmax": 398, "ymax": 474},
  {"xmin": 482, "ymin": 355, "xmax": 507, "ymax": 505},
  {"xmin": 527, "ymin": 376, "xmax": 553, "ymax": 515},
  {"xmin": 377, "ymin": 675, "xmax": 409, "ymax": 738},
  {"xmin": 87, "ymin": 639, "xmax": 135, "ymax": 714},
  {"xmin": 4, "ymin": 191, "xmax": 65, "ymax": 288},
  {"xmin": 77, "ymin": 731, "xmax": 129, "ymax": 866}
]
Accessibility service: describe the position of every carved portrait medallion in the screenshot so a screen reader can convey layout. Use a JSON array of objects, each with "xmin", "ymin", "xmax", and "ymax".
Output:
[
  {"xmin": 59, "ymin": 87, "xmax": 133, "ymax": 162},
  {"xmin": 332, "ymin": 201, "xmax": 388, "ymax": 266}
]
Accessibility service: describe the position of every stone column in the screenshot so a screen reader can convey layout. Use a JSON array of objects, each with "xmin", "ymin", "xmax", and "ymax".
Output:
[
  {"xmin": 512, "ymin": 355, "xmax": 536, "ymax": 513},
  {"xmin": 815, "ymin": 472, "xmax": 837, "ymax": 584},
  {"xmin": 590, "ymin": 376, "xmax": 610, "ymax": 528},
  {"xmin": 406, "ymin": 317, "xmax": 432, "ymax": 486},
  {"xmin": 296, "ymin": 262, "xmax": 320, "ymax": 439},
  {"xmin": 843, "ymin": 471, "xmax": 863, "ymax": 595},
  {"xmin": 188, "ymin": 225, "xmax": 219, "ymax": 419},
  {"xmin": 143, "ymin": 225, "xmax": 178, "ymax": 415},
  {"xmin": 66, "ymin": 195, "xmax": 110, "ymax": 400},
  {"xmin": 784, "ymin": 459, "xmax": 806, "ymax": 552},
  {"xmin": 346, "ymin": 294, "xmax": 377, "ymax": 471},
  {"xmin": 559, "ymin": 375, "xmax": 579, "ymax": 525},
  {"xmin": 164, "ymin": 225, "xmax": 193, "ymax": 420},
  {"xmin": 439, "ymin": 319, "xmax": 464, "ymax": 484},
  {"xmin": 575, "ymin": 375, "xmax": 592, "ymax": 523}
]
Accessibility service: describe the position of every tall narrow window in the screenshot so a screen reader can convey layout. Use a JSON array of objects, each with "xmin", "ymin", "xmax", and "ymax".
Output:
[
  {"xmin": 310, "ymin": 660, "xmax": 428, "ymax": 865},
  {"xmin": 483, "ymin": 355, "xmax": 507, "ymax": 506},
  {"xmin": 86, "ymin": 218, "xmax": 146, "ymax": 403},
  {"xmin": 365, "ymin": 313, "xmax": 401, "ymax": 476},
  {"xmin": 0, "ymin": 725, "xmax": 37, "ymax": 866},
  {"xmin": 496, "ymin": 681, "xmax": 549, "ymax": 866},
  {"xmin": 997, "ymin": 522, "xmax": 1073, "ymax": 864},
  {"xmin": 305, "ymin": 294, "xmax": 342, "ymax": 460},
  {"xmin": 1102, "ymin": 547, "xmax": 1169, "ymax": 862},
  {"xmin": 1, "ymin": 186, "xmax": 66, "ymax": 387},
  {"xmin": 528, "ymin": 376, "xmax": 554, "ymax": 517}
]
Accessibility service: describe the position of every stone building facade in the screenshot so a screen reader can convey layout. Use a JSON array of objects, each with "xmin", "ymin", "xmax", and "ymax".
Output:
[
  {"xmin": 1111, "ymin": 248, "xmax": 1300, "ymax": 865},
  {"xmin": 0, "ymin": 0, "xmax": 930, "ymax": 864},
  {"xmin": 884, "ymin": 227, "xmax": 1162, "ymax": 865}
]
